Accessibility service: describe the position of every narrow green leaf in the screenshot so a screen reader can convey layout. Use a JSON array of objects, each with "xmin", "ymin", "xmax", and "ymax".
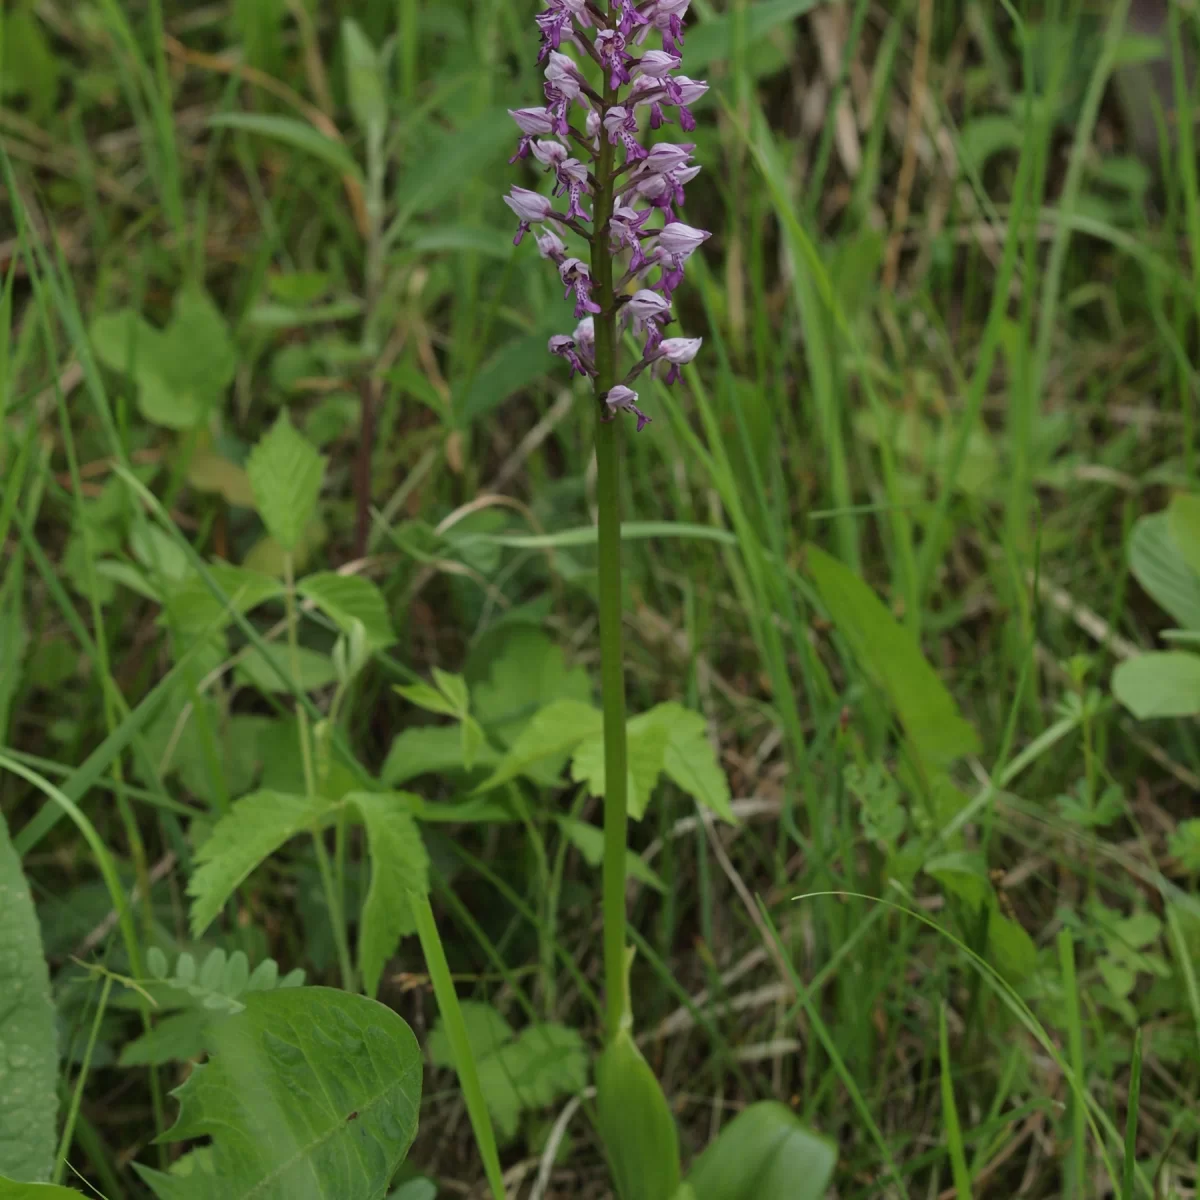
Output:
[
  {"xmin": 348, "ymin": 792, "xmax": 430, "ymax": 999},
  {"xmin": 207, "ymin": 113, "xmax": 363, "ymax": 180},
  {"xmin": 341, "ymin": 19, "xmax": 387, "ymax": 135},
  {"xmin": 135, "ymin": 988, "xmax": 420, "ymax": 1200},
  {"xmin": 805, "ymin": 544, "xmax": 980, "ymax": 766},
  {"xmin": 0, "ymin": 813, "xmax": 57, "ymax": 1183},
  {"xmin": 246, "ymin": 414, "xmax": 327, "ymax": 554},
  {"xmin": 939, "ymin": 1007, "xmax": 972, "ymax": 1200},
  {"xmin": 188, "ymin": 790, "xmax": 333, "ymax": 936}
]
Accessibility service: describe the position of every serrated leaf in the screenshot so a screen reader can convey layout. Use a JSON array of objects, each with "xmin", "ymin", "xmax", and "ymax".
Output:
[
  {"xmin": 347, "ymin": 793, "xmax": 430, "ymax": 999},
  {"xmin": 476, "ymin": 699, "xmax": 602, "ymax": 792},
  {"xmin": 0, "ymin": 814, "xmax": 58, "ymax": 1183},
  {"xmin": 134, "ymin": 988, "xmax": 420, "ymax": 1200},
  {"xmin": 596, "ymin": 1029, "xmax": 681, "ymax": 1200},
  {"xmin": 1113, "ymin": 652, "xmax": 1200, "ymax": 719},
  {"xmin": 1129, "ymin": 513, "xmax": 1200, "ymax": 631},
  {"xmin": 476, "ymin": 1024, "xmax": 586, "ymax": 1142},
  {"xmin": 426, "ymin": 1002, "xmax": 514, "ymax": 1069},
  {"xmin": 246, "ymin": 415, "xmax": 327, "ymax": 554},
  {"xmin": 557, "ymin": 817, "xmax": 666, "ymax": 893},
  {"xmin": 188, "ymin": 791, "xmax": 334, "ymax": 936},
  {"xmin": 380, "ymin": 725, "xmax": 499, "ymax": 786},
  {"xmin": 299, "ymin": 572, "xmax": 394, "ymax": 650},
  {"xmin": 806, "ymin": 544, "xmax": 980, "ymax": 767},
  {"xmin": 653, "ymin": 703, "xmax": 735, "ymax": 824},
  {"xmin": 687, "ymin": 1101, "xmax": 836, "ymax": 1200},
  {"xmin": 208, "ymin": 113, "xmax": 364, "ymax": 180},
  {"xmin": 119, "ymin": 1009, "xmax": 209, "ymax": 1066},
  {"xmin": 571, "ymin": 714, "xmax": 666, "ymax": 820}
]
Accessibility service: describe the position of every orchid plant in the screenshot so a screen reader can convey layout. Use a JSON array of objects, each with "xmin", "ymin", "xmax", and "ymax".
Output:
[{"xmin": 505, "ymin": 0, "xmax": 709, "ymax": 1057}]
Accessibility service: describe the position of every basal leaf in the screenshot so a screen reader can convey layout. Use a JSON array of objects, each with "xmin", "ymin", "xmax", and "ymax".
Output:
[
  {"xmin": 805, "ymin": 545, "xmax": 980, "ymax": 767},
  {"xmin": 476, "ymin": 699, "xmax": 602, "ymax": 792},
  {"xmin": 687, "ymin": 1101, "xmax": 836, "ymax": 1200},
  {"xmin": 0, "ymin": 814, "xmax": 58, "ymax": 1183},
  {"xmin": 1113, "ymin": 652, "xmax": 1200, "ymax": 719},
  {"xmin": 246, "ymin": 415, "xmax": 327, "ymax": 554},
  {"xmin": 596, "ymin": 1029, "xmax": 681, "ymax": 1200},
  {"xmin": 135, "ymin": 988, "xmax": 421, "ymax": 1200},
  {"xmin": 188, "ymin": 791, "xmax": 333, "ymax": 936},
  {"xmin": 347, "ymin": 793, "xmax": 430, "ymax": 999},
  {"xmin": 299, "ymin": 572, "xmax": 395, "ymax": 650}
]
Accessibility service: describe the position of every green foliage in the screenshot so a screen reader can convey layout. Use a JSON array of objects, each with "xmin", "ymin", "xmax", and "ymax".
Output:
[
  {"xmin": 805, "ymin": 544, "xmax": 980, "ymax": 767},
  {"xmin": 346, "ymin": 792, "xmax": 429, "ymax": 998},
  {"xmin": 188, "ymin": 791, "xmax": 333, "ymax": 936},
  {"xmin": 427, "ymin": 1005, "xmax": 585, "ymax": 1142},
  {"xmin": 246, "ymin": 415, "xmax": 327, "ymax": 555},
  {"xmin": 1113, "ymin": 652, "xmax": 1200, "ymax": 718},
  {"xmin": 0, "ymin": 815, "xmax": 57, "ymax": 1183},
  {"xmin": 341, "ymin": 19, "xmax": 388, "ymax": 137},
  {"xmin": 0, "ymin": 5, "xmax": 59, "ymax": 120},
  {"xmin": 0, "ymin": 1180, "xmax": 83, "ymax": 1200},
  {"xmin": 137, "ymin": 947, "xmax": 304, "ymax": 1017},
  {"xmin": 557, "ymin": 817, "xmax": 667, "ymax": 892},
  {"xmin": 687, "ymin": 1102, "xmax": 836, "ymax": 1200},
  {"xmin": 1169, "ymin": 819, "xmax": 1200, "ymax": 873},
  {"xmin": 299, "ymin": 572, "xmax": 395, "ymax": 650},
  {"xmin": 89, "ymin": 287, "xmax": 236, "ymax": 430},
  {"xmin": 596, "ymin": 1030, "xmax": 681, "ymax": 1200},
  {"xmin": 135, "ymin": 988, "xmax": 421, "ymax": 1200}
]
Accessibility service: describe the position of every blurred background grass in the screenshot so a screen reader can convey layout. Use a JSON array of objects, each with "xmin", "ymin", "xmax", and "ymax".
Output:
[{"xmin": 4, "ymin": 0, "xmax": 1200, "ymax": 1195}]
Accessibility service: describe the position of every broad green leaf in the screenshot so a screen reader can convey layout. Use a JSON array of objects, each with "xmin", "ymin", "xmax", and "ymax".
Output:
[
  {"xmin": 557, "ymin": 817, "xmax": 667, "ymax": 893},
  {"xmin": 208, "ymin": 113, "xmax": 363, "ymax": 180},
  {"xmin": 0, "ymin": 1180, "xmax": 84, "ymax": 1199},
  {"xmin": 924, "ymin": 851, "xmax": 991, "ymax": 911},
  {"xmin": 957, "ymin": 115, "xmax": 1023, "ymax": 173},
  {"xmin": 431, "ymin": 668, "xmax": 469, "ymax": 715},
  {"xmin": 235, "ymin": 643, "xmax": 338, "ymax": 694},
  {"xmin": 342, "ymin": 19, "xmax": 387, "ymax": 135},
  {"xmin": 299, "ymin": 572, "xmax": 394, "ymax": 649},
  {"xmin": 0, "ymin": 814, "xmax": 57, "ymax": 1183},
  {"xmin": 0, "ymin": 10, "xmax": 60, "ymax": 119},
  {"xmin": 476, "ymin": 1024, "xmax": 587, "ymax": 1142},
  {"xmin": 347, "ymin": 793, "xmax": 430, "ymax": 999},
  {"xmin": 119, "ymin": 1010, "xmax": 208, "ymax": 1066},
  {"xmin": 395, "ymin": 682, "xmax": 459, "ymax": 717},
  {"xmin": 805, "ymin": 545, "xmax": 980, "ymax": 766},
  {"xmin": 187, "ymin": 452, "xmax": 257, "ymax": 508},
  {"xmin": 456, "ymin": 325, "xmax": 564, "ymax": 424},
  {"xmin": 596, "ymin": 1030, "xmax": 681, "ymax": 1200},
  {"xmin": 1168, "ymin": 494, "xmax": 1200, "ymax": 581},
  {"xmin": 163, "ymin": 563, "xmax": 282, "ymax": 635},
  {"xmin": 1129, "ymin": 513, "xmax": 1200, "ymax": 631},
  {"xmin": 135, "ymin": 988, "xmax": 420, "ymax": 1200},
  {"xmin": 1113, "ymin": 652, "xmax": 1200, "ymax": 719},
  {"xmin": 476, "ymin": 699, "xmax": 602, "ymax": 792},
  {"xmin": 570, "ymin": 718, "xmax": 666, "ymax": 820},
  {"xmin": 381, "ymin": 725, "xmax": 499, "ymax": 786},
  {"xmin": 188, "ymin": 791, "xmax": 333, "ymax": 936},
  {"xmin": 987, "ymin": 908, "xmax": 1037, "ymax": 982},
  {"xmin": 426, "ymin": 1002, "xmax": 513, "ymax": 1069},
  {"xmin": 246, "ymin": 414, "xmax": 327, "ymax": 554},
  {"xmin": 654, "ymin": 703, "xmax": 735, "ymax": 823},
  {"xmin": 687, "ymin": 1101, "xmax": 836, "ymax": 1200}
]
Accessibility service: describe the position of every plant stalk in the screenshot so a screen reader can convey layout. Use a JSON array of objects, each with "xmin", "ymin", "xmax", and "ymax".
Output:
[{"xmin": 591, "ymin": 74, "xmax": 630, "ymax": 1044}]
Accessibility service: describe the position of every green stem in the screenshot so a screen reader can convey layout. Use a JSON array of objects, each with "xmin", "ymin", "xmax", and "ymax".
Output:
[
  {"xmin": 284, "ymin": 552, "xmax": 355, "ymax": 992},
  {"xmin": 591, "ymin": 76, "xmax": 630, "ymax": 1044}
]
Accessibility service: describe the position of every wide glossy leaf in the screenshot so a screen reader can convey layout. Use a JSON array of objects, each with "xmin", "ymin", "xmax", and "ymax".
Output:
[
  {"xmin": 347, "ymin": 793, "xmax": 430, "ymax": 998},
  {"xmin": 299, "ymin": 572, "xmax": 395, "ymax": 650},
  {"xmin": 805, "ymin": 545, "xmax": 980, "ymax": 766},
  {"xmin": 0, "ymin": 814, "xmax": 58, "ymax": 1182},
  {"xmin": 0, "ymin": 1180, "xmax": 84, "ymax": 1199},
  {"xmin": 246, "ymin": 415, "xmax": 327, "ymax": 554},
  {"xmin": 208, "ymin": 113, "xmax": 363, "ymax": 180},
  {"xmin": 188, "ymin": 791, "xmax": 333, "ymax": 936},
  {"xmin": 135, "ymin": 988, "xmax": 420, "ymax": 1200},
  {"xmin": 596, "ymin": 1030, "xmax": 681, "ymax": 1200},
  {"xmin": 1113, "ymin": 652, "xmax": 1200, "ymax": 719},
  {"xmin": 687, "ymin": 1102, "xmax": 836, "ymax": 1200},
  {"xmin": 1129, "ymin": 513, "xmax": 1200, "ymax": 631}
]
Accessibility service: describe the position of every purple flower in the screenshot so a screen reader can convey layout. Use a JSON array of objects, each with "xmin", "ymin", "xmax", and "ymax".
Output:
[
  {"xmin": 639, "ymin": 0, "xmax": 691, "ymax": 54},
  {"xmin": 535, "ymin": 5, "xmax": 574, "ymax": 60},
  {"xmin": 536, "ymin": 227, "xmax": 568, "ymax": 262},
  {"xmin": 652, "ymin": 221, "xmax": 709, "ymax": 294},
  {"xmin": 553, "ymin": 157, "xmax": 592, "ymax": 221},
  {"xmin": 596, "ymin": 30, "xmax": 632, "ymax": 88},
  {"xmin": 560, "ymin": 257, "xmax": 602, "ymax": 318},
  {"xmin": 633, "ymin": 50, "xmax": 682, "ymax": 79},
  {"xmin": 573, "ymin": 315, "xmax": 595, "ymax": 350},
  {"xmin": 624, "ymin": 288, "xmax": 672, "ymax": 350},
  {"xmin": 602, "ymin": 106, "xmax": 648, "ymax": 163},
  {"xmin": 509, "ymin": 107, "xmax": 558, "ymax": 161},
  {"xmin": 604, "ymin": 384, "xmax": 651, "ymax": 431},
  {"xmin": 656, "ymin": 335, "xmax": 702, "ymax": 383},
  {"xmin": 549, "ymin": 333, "xmax": 592, "ymax": 377},
  {"xmin": 610, "ymin": 204, "xmax": 654, "ymax": 267},
  {"xmin": 505, "ymin": 186, "xmax": 556, "ymax": 244}
]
